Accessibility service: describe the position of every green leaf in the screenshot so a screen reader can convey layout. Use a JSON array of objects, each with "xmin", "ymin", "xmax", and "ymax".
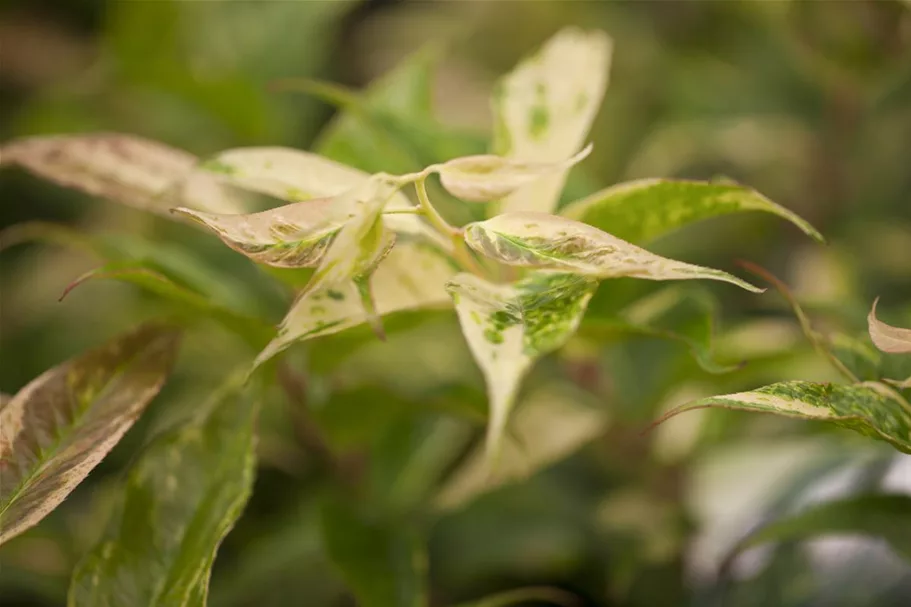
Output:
[
  {"xmin": 0, "ymin": 134, "xmax": 243, "ymax": 215},
  {"xmin": 491, "ymin": 27, "xmax": 612, "ymax": 215},
  {"xmin": 254, "ymin": 240, "xmax": 455, "ymax": 366},
  {"xmin": 69, "ymin": 379, "xmax": 258, "ymax": 606},
  {"xmin": 434, "ymin": 144, "xmax": 591, "ymax": 203},
  {"xmin": 561, "ymin": 178, "xmax": 824, "ymax": 245},
  {"xmin": 453, "ymin": 586, "xmax": 578, "ymax": 607},
  {"xmin": 464, "ymin": 212, "xmax": 762, "ymax": 292},
  {"xmin": 655, "ymin": 381, "xmax": 911, "ymax": 454},
  {"xmin": 869, "ymin": 298, "xmax": 911, "ymax": 354},
  {"xmin": 320, "ymin": 498, "xmax": 427, "ymax": 607},
  {"xmin": 730, "ymin": 494, "xmax": 911, "ymax": 563},
  {"xmin": 0, "ymin": 323, "xmax": 181, "ymax": 544},
  {"xmin": 447, "ymin": 272, "xmax": 597, "ymax": 461}
]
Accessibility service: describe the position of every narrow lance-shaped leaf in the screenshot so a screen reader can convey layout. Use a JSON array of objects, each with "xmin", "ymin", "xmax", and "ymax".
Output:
[
  {"xmin": 0, "ymin": 323, "xmax": 181, "ymax": 545},
  {"xmin": 868, "ymin": 298, "xmax": 911, "ymax": 354},
  {"xmin": 434, "ymin": 144, "xmax": 592, "ymax": 203},
  {"xmin": 726, "ymin": 494, "xmax": 911, "ymax": 564},
  {"xmin": 448, "ymin": 272, "xmax": 597, "ymax": 460},
  {"xmin": 560, "ymin": 178, "xmax": 823, "ymax": 244},
  {"xmin": 69, "ymin": 379, "xmax": 259, "ymax": 606},
  {"xmin": 465, "ymin": 212, "xmax": 762, "ymax": 292},
  {"xmin": 0, "ymin": 133, "xmax": 243, "ymax": 215},
  {"xmin": 654, "ymin": 380, "xmax": 911, "ymax": 454},
  {"xmin": 253, "ymin": 240, "xmax": 456, "ymax": 367},
  {"xmin": 491, "ymin": 27, "xmax": 612, "ymax": 215}
]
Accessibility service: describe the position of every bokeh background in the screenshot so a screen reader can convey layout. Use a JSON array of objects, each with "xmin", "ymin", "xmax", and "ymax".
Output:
[{"xmin": 1, "ymin": 1, "xmax": 910, "ymax": 606}]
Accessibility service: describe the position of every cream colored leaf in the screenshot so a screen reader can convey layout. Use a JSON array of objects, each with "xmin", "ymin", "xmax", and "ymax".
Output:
[
  {"xmin": 492, "ymin": 27, "xmax": 612, "ymax": 215},
  {"xmin": 253, "ymin": 241, "xmax": 456, "ymax": 366},
  {"xmin": 465, "ymin": 212, "xmax": 762, "ymax": 292},
  {"xmin": 868, "ymin": 298, "xmax": 911, "ymax": 354},
  {"xmin": 0, "ymin": 323, "xmax": 181, "ymax": 544},
  {"xmin": 0, "ymin": 133, "xmax": 243, "ymax": 215},
  {"xmin": 436, "ymin": 144, "xmax": 592, "ymax": 203},
  {"xmin": 448, "ymin": 272, "xmax": 597, "ymax": 461}
]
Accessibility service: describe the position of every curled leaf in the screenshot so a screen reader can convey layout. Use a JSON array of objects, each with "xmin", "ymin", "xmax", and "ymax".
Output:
[
  {"xmin": 0, "ymin": 323, "xmax": 181, "ymax": 544},
  {"xmin": 0, "ymin": 133, "xmax": 243, "ymax": 215},
  {"xmin": 561, "ymin": 179, "xmax": 823, "ymax": 245},
  {"xmin": 448, "ymin": 272, "xmax": 597, "ymax": 461},
  {"xmin": 464, "ymin": 212, "xmax": 762, "ymax": 292},
  {"xmin": 436, "ymin": 144, "xmax": 592, "ymax": 203},
  {"xmin": 492, "ymin": 27, "xmax": 612, "ymax": 215},
  {"xmin": 868, "ymin": 298, "xmax": 911, "ymax": 354},
  {"xmin": 653, "ymin": 380, "xmax": 911, "ymax": 454}
]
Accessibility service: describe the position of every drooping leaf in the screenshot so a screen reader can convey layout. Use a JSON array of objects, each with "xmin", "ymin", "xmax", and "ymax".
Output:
[
  {"xmin": 254, "ymin": 241, "xmax": 455, "ymax": 366},
  {"xmin": 728, "ymin": 494, "xmax": 911, "ymax": 563},
  {"xmin": 464, "ymin": 212, "xmax": 762, "ymax": 292},
  {"xmin": 0, "ymin": 323, "xmax": 181, "ymax": 544},
  {"xmin": 491, "ymin": 27, "xmax": 612, "ymax": 215},
  {"xmin": 560, "ymin": 179, "xmax": 823, "ymax": 244},
  {"xmin": 655, "ymin": 381, "xmax": 911, "ymax": 454},
  {"xmin": 0, "ymin": 133, "xmax": 243, "ymax": 215},
  {"xmin": 868, "ymin": 298, "xmax": 911, "ymax": 354},
  {"xmin": 69, "ymin": 379, "xmax": 258, "ymax": 606},
  {"xmin": 448, "ymin": 272, "xmax": 597, "ymax": 460},
  {"xmin": 434, "ymin": 144, "xmax": 592, "ymax": 203},
  {"xmin": 320, "ymin": 498, "xmax": 427, "ymax": 607}
]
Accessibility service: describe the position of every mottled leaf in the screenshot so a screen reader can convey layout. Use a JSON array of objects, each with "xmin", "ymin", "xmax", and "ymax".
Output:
[
  {"xmin": 320, "ymin": 498, "xmax": 427, "ymax": 607},
  {"xmin": 254, "ymin": 241, "xmax": 455, "ymax": 366},
  {"xmin": 69, "ymin": 380, "xmax": 258, "ymax": 606},
  {"xmin": 448, "ymin": 272, "xmax": 597, "ymax": 460},
  {"xmin": 492, "ymin": 27, "xmax": 612, "ymax": 215},
  {"xmin": 0, "ymin": 133, "xmax": 243, "ymax": 215},
  {"xmin": 465, "ymin": 212, "xmax": 761, "ymax": 292},
  {"xmin": 435, "ymin": 144, "xmax": 591, "ymax": 203},
  {"xmin": 0, "ymin": 323, "xmax": 181, "ymax": 544},
  {"xmin": 655, "ymin": 381, "xmax": 911, "ymax": 454},
  {"xmin": 869, "ymin": 298, "xmax": 911, "ymax": 354},
  {"xmin": 730, "ymin": 494, "xmax": 911, "ymax": 563},
  {"xmin": 561, "ymin": 179, "xmax": 823, "ymax": 244}
]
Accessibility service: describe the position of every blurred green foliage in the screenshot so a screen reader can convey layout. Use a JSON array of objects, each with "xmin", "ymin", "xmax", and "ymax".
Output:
[{"xmin": 1, "ymin": 1, "xmax": 910, "ymax": 606}]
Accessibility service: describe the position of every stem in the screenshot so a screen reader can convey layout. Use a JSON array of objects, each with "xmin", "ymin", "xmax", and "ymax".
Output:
[
  {"xmin": 382, "ymin": 208, "xmax": 425, "ymax": 215},
  {"xmin": 413, "ymin": 177, "xmax": 487, "ymax": 278}
]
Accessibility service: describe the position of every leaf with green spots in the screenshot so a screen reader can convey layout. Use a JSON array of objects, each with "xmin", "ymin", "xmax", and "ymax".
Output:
[
  {"xmin": 433, "ymin": 144, "xmax": 591, "ymax": 203},
  {"xmin": 464, "ymin": 212, "xmax": 762, "ymax": 292},
  {"xmin": 491, "ymin": 27, "xmax": 612, "ymax": 215},
  {"xmin": 68, "ymin": 379, "xmax": 258, "ymax": 606},
  {"xmin": 728, "ymin": 494, "xmax": 911, "ymax": 563},
  {"xmin": 655, "ymin": 381, "xmax": 911, "ymax": 454},
  {"xmin": 560, "ymin": 178, "xmax": 823, "ymax": 245},
  {"xmin": 447, "ymin": 272, "xmax": 597, "ymax": 461},
  {"xmin": 0, "ymin": 323, "xmax": 181, "ymax": 545},
  {"xmin": 868, "ymin": 298, "xmax": 911, "ymax": 354},
  {"xmin": 0, "ymin": 133, "xmax": 244, "ymax": 215},
  {"xmin": 320, "ymin": 497, "xmax": 427, "ymax": 607},
  {"xmin": 254, "ymin": 240, "xmax": 455, "ymax": 366}
]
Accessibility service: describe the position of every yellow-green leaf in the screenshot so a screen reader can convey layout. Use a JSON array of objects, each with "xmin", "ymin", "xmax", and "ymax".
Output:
[
  {"xmin": 69, "ymin": 380, "xmax": 258, "ymax": 606},
  {"xmin": 868, "ymin": 298, "xmax": 911, "ymax": 354},
  {"xmin": 0, "ymin": 323, "xmax": 181, "ymax": 545},
  {"xmin": 491, "ymin": 27, "xmax": 612, "ymax": 215},
  {"xmin": 464, "ymin": 212, "xmax": 761, "ymax": 292},
  {"xmin": 656, "ymin": 381, "xmax": 911, "ymax": 454},
  {"xmin": 448, "ymin": 272, "xmax": 597, "ymax": 461},
  {"xmin": 560, "ymin": 179, "xmax": 823, "ymax": 244}
]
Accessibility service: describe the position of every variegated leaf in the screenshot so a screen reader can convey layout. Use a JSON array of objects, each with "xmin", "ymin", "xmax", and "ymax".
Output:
[
  {"xmin": 0, "ymin": 323, "xmax": 181, "ymax": 544},
  {"xmin": 656, "ymin": 381, "xmax": 911, "ymax": 454},
  {"xmin": 435, "ymin": 144, "xmax": 592, "ymax": 203},
  {"xmin": 254, "ymin": 241, "xmax": 455, "ymax": 366},
  {"xmin": 464, "ymin": 212, "xmax": 761, "ymax": 292},
  {"xmin": 0, "ymin": 133, "xmax": 243, "ymax": 215},
  {"xmin": 491, "ymin": 28, "xmax": 611, "ymax": 215},
  {"xmin": 868, "ymin": 298, "xmax": 911, "ymax": 354},
  {"xmin": 560, "ymin": 179, "xmax": 823, "ymax": 244},
  {"xmin": 448, "ymin": 272, "xmax": 597, "ymax": 460}
]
